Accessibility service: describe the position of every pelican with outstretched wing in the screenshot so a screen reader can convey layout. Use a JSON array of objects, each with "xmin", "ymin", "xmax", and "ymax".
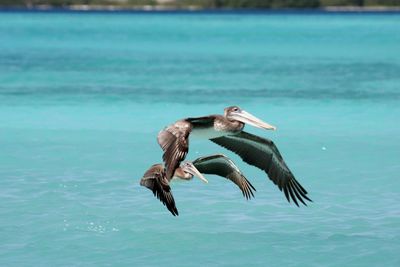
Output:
[
  {"xmin": 157, "ymin": 106, "xmax": 311, "ymax": 206},
  {"xmin": 140, "ymin": 154, "xmax": 255, "ymax": 216}
]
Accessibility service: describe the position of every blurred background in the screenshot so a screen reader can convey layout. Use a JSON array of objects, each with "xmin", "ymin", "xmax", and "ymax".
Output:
[
  {"xmin": 1, "ymin": 2, "xmax": 400, "ymax": 267},
  {"xmin": 1, "ymin": 0, "xmax": 400, "ymax": 9}
]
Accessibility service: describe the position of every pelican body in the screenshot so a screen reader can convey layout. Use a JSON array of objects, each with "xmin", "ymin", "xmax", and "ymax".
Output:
[
  {"xmin": 158, "ymin": 106, "xmax": 276, "ymax": 179},
  {"xmin": 181, "ymin": 106, "xmax": 276, "ymax": 140},
  {"xmin": 157, "ymin": 106, "xmax": 312, "ymax": 207}
]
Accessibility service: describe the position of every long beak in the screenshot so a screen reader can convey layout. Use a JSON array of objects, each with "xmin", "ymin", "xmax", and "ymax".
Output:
[
  {"xmin": 185, "ymin": 163, "xmax": 208, "ymax": 184},
  {"xmin": 231, "ymin": 110, "xmax": 277, "ymax": 130}
]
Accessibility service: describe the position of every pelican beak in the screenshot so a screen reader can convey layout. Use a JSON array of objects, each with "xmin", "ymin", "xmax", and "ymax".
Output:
[
  {"xmin": 185, "ymin": 163, "xmax": 208, "ymax": 184},
  {"xmin": 231, "ymin": 110, "xmax": 277, "ymax": 130}
]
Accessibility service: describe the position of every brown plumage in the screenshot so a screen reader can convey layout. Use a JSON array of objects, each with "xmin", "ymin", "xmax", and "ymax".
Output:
[
  {"xmin": 140, "ymin": 164, "xmax": 179, "ymax": 216},
  {"xmin": 157, "ymin": 120, "xmax": 191, "ymax": 181}
]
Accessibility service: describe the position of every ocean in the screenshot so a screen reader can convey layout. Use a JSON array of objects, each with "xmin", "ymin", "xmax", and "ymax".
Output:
[{"xmin": 0, "ymin": 10, "xmax": 399, "ymax": 266}]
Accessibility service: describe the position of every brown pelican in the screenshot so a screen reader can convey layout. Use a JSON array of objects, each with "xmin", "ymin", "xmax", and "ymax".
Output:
[
  {"xmin": 157, "ymin": 106, "xmax": 311, "ymax": 206},
  {"xmin": 140, "ymin": 154, "xmax": 256, "ymax": 216}
]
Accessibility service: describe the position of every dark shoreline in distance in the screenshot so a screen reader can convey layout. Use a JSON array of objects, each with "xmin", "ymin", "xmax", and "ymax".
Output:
[{"xmin": 1, "ymin": 5, "xmax": 400, "ymax": 14}]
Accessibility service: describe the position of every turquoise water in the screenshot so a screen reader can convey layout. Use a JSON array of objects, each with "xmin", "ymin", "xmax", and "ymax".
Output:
[{"xmin": 1, "ymin": 11, "xmax": 400, "ymax": 266}]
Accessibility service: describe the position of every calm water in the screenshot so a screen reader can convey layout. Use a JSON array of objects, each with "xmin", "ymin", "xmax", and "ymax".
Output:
[{"xmin": 1, "ymin": 11, "xmax": 400, "ymax": 266}]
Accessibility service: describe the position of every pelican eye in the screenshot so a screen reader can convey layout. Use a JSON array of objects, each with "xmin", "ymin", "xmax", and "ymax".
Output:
[{"xmin": 232, "ymin": 107, "xmax": 239, "ymax": 112}]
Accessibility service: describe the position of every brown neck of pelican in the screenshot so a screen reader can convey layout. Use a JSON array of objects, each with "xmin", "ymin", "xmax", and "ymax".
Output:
[
  {"xmin": 222, "ymin": 109, "xmax": 244, "ymax": 132},
  {"xmin": 227, "ymin": 119, "xmax": 244, "ymax": 132},
  {"xmin": 218, "ymin": 115, "xmax": 244, "ymax": 132},
  {"xmin": 173, "ymin": 167, "xmax": 193, "ymax": 180}
]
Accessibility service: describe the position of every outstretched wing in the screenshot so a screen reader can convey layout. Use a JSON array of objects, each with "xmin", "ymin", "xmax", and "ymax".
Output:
[
  {"xmin": 210, "ymin": 131, "xmax": 311, "ymax": 206},
  {"xmin": 140, "ymin": 164, "xmax": 179, "ymax": 216},
  {"xmin": 192, "ymin": 154, "xmax": 256, "ymax": 199},
  {"xmin": 157, "ymin": 121, "xmax": 191, "ymax": 180}
]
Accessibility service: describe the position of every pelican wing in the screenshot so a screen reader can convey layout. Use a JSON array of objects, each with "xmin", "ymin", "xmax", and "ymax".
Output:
[
  {"xmin": 210, "ymin": 131, "xmax": 311, "ymax": 206},
  {"xmin": 192, "ymin": 154, "xmax": 256, "ymax": 199},
  {"xmin": 186, "ymin": 116, "xmax": 216, "ymax": 128},
  {"xmin": 140, "ymin": 164, "xmax": 179, "ymax": 216},
  {"xmin": 157, "ymin": 121, "xmax": 191, "ymax": 180}
]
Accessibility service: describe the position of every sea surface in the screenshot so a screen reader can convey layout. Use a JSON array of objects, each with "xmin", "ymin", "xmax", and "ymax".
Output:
[{"xmin": 1, "ymin": 10, "xmax": 399, "ymax": 266}]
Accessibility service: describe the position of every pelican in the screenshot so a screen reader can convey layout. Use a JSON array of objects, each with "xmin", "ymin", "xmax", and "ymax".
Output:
[
  {"xmin": 140, "ymin": 154, "xmax": 256, "ymax": 216},
  {"xmin": 157, "ymin": 106, "xmax": 312, "ymax": 206}
]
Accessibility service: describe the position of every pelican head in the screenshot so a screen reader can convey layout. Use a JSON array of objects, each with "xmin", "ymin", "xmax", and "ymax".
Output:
[
  {"xmin": 180, "ymin": 161, "xmax": 209, "ymax": 183},
  {"xmin": 224, "ymin": 106, "xmax": 277, "ymax": 130}
]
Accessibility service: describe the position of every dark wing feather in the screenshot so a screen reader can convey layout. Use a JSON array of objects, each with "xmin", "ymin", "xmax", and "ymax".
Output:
[
  {"xmin": 192, "ymin": 154, "xmax": 256, "ymax": 200},
  {"xmin": 210, "ymin": 131, "xmax": 311, "ymax": 206},
  {"xmin": 140, "ymin": 164, "xmax": 179, "ymax": 216},
  {"xmin": 157, "ymin": 121, "xmax": 191, "ymax": 180},
  {"xmin": 186, "ymin": 116, "xmax": 216, "ymax": 128}
]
